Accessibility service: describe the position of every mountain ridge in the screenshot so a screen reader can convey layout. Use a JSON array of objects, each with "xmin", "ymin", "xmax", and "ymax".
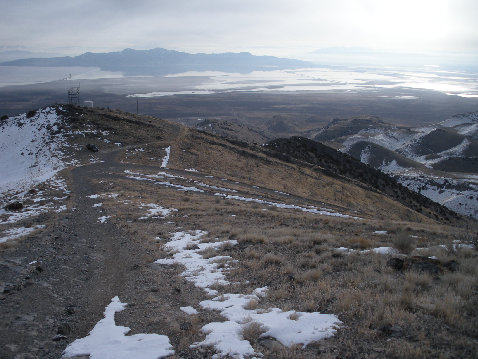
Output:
[
  {"xmin": 263, "ymin": 136, "xmax": 461, "ymax": 222},
  {"xmin": 0, "ymin": 48, "xmax": 312, "ymax": 76}
]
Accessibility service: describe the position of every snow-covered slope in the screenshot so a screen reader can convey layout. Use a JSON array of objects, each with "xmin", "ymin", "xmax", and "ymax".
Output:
[
  {"xmin": 340, "ymin": 122, "xmax": 477, "ymax": 171},
  {"xmin": 316, "ymin": 113, "xmax": 478, "ymax": 218},
  {"xmin": 398, "ymin": 175, "xmax": 478, "ymax": 219},
  {"xmin": 440, "ymin": 112, "xmax": 478, "ymax": 138},
  {"xmin": 0, "ymin": 107, "xmax": 68, "ymax": 195}
]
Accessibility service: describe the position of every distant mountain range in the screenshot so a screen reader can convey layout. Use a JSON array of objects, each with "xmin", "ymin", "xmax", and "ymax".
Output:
[
  {"xmin": 0, "ymin": 50, "xmax": 63, "ymax": 62},
  {"xmin": 307, "ymin": 47, "xmax": 478, "ymax": 71},
  {"xmin": 0, "ymin": 48, "xmax": 311, "ymax": 76}
]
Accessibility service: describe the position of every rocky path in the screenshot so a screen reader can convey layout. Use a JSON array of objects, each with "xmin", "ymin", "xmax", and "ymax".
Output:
[
  {"xmin": 0, "ymin": 148, "xmax": 181, "ymax": 359},
  {"xmin": 1, "ymin": 143, "xmax": 250, "ymax": 359}
]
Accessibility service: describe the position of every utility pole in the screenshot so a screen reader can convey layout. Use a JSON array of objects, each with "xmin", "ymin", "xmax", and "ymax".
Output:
[{"xmin": 136, "ymin": 98, "xmax": 139, "ymax": 114}]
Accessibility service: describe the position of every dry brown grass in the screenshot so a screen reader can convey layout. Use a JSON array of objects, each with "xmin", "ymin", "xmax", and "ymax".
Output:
[
  {"xmin": 262, "ymin": 253, "xmax": 284, "ymax": 266},
  {"xmin": 171, "ymin": 130, "xmax": 441, "ymax": 222},
  {"xmin": 216, "ymin": 214, "xmax": 478, "ymax": 358},
  {"xmin": 297, "ymin": 269, "xmax": 322, "ymax": 283},
  {"xmin": 347, "ymin": 237, "xmax": 373, "ymax": 249},
  {"xmin": 393, "ymin": 230, "xmax": 416, "ymax": 254},
  {"xmin": 242, "ymin": 322, "xmax": 266, "ymax": 344},
  {"xmin": 79, "ymin": 126, "xmax": 478, "ymax": 359}
]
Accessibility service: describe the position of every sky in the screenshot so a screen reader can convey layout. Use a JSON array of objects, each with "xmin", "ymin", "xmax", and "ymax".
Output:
[{"xmin": 1, "ymin": 0, "xmax": 477, "ymax": 60}]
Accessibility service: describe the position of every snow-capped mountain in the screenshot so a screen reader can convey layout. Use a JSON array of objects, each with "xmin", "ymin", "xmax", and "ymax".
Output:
[{"xmin": 315, "ymin": 112, "xmax": 478, "ymax": 218}]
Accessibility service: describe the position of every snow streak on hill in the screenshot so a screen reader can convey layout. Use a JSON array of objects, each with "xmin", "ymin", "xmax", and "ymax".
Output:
[{"xmin": 397, "ymin": 175, "xmax": 478, "ymax": 219}]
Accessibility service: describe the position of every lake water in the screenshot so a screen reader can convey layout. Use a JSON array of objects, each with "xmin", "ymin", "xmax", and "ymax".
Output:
[
  {"xmin": 0, "ymin": 66, "xmax": 123, "ymax": 87},
  {"xmin": 133, "ymin": 67, "xmax": 478, "ymax": 98},
  {"xmin": 1, "ymin": 65, "xmax": 477, "ymax": 99}
]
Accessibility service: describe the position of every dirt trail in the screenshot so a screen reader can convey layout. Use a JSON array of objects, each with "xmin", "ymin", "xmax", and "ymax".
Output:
[
  {"xmin": 0, "ymin": 148, "xmax": 169, "ymax": 358},
  {"xmin": 1, "ymin": 136, "xmax": 229, "ymax": 358}
]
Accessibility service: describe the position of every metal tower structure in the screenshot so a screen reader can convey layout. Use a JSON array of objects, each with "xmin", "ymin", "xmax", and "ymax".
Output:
[{"xmin": 68, "ymin": 83, "xmax": 80, "ymax": 105}]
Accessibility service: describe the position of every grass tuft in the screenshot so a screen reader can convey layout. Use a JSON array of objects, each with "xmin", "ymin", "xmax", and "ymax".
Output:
[{"xmin": 393, "ymin": 231, "xmax": 416, "ymax": 254}]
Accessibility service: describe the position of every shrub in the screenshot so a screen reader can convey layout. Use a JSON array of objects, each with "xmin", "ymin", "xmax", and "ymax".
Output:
[
  {"xmin": 4, "ymin": 201, "xmax": 23, "ymax": 211},
  {"xmin": 262, "ymin": 253, "xmax": 283, "ymax": 266},
  {"xmin": 348, "ymin": 237, "xmax": 372, "ymax": 249},
  {"xmin": 298, "ymin": 269, "xmax": 322, "ymax": 283},
  {"xmin": 393, "ymin": 231, "xmax": 416, "ymax": 254},
  {"xmin": 26, "ymin": 110, "xmax": 36, "ymax": 118},
  {"xmin": 244, "ymin": 299, "xmax": 259, "ymax": 310},
  {"xmin": 242, "ymin": 322, "xmax": 266, "ymax": 344}
]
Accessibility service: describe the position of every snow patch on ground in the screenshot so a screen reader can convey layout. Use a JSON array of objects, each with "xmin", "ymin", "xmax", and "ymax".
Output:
[
  {"xmin": 125, "ymin": 169, "xmax": 358, "ymax": 218},
  {"xmin": 161, "ymin": 146, "xmax": 171, "ymax": 168},
  {"xmin": 98, "ymin": 216, "xmax": 111, "ymax": 224},
  {"xmin": 49, "ymin": 175, "xmax": 70, "ymax": 195},
  {"xmin": 126, "ymin": 168, "xmax": 357, "ymax": 218},
  {"xmin": 194, "ymin": 290, "xmax": 341, "ymax": 358},
  {"xmin": 413, "ymin": 242, "xmax": 475, "ymax": 257},
  {"xmin": 87, "ymin": 193, "xmax": 120, "ymax": 200},
  {"xmin": 0, "ymin": 203, "xmax": 51, "ymax": 224},
  {"xmin": 0, "ymin": 175, "xmax": 71, "ymax": 231},
  {"xmin": 155, "ymin": 231, "xmax": 236, "ymax": 295},
  {"xmin": 360, "ymin": 145, "xmax": 372, "ymax": 165},
  {"xmin": 62, "ymin": 296, "xmax": 174, "ymax": 359},
  {"xmin": 139, "ymin": 203, "xmax": 177, "ymax": 219},
  {"xmin": 215, "ymin": 193, "xmax": 359, "ymax": 219},
  {"xmin": 335, "ymin": 246, "xmax": 397, "ymax": 255},
  {"xmin": 274, "ymin": 190, "xmax": 290, "ymax": 196},
  {"xmin": 55, "ymin": 205, "xmax": 67, "ymax": 213},
  {"xmin": 156, "ymin": 229, "xmax": 342, "ymax": 358},
  {"xmin": 126, "ymin": 173, "xmax": 204, "ymax": 193},
  {"xmin": 180, "ymin": 306, "xmax": 199, "ymax": 315},
  {"xmin": 195, "ymin": 181, "xmax": 237, "ymax": 193},
  {"xmin": 0, "ymin": 225, "xmax": 45, "ymax": 243},
  {"xmin": 439, "ymin": 243, "xmax": 475, "ymax": 250},
  {"xmin": 0, "ymin": 107, "xmax": 68, "ymax": 195},
  {"xmin": 369, "ymin": 246, "xmax": 398, "ymax": 254},
  {"xmin": 379, "ymin": 160, "xmax": 407, "ymax": 174}
]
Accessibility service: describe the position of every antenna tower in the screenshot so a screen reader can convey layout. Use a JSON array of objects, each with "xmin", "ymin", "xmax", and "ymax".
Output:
[{"xmin": 68, "ymin": 83, "xmax": 80, "ymax": 105}]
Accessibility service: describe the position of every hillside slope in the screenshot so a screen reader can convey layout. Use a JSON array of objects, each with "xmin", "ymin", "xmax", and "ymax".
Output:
[
  {"xmin": 264, "ymin": 137, "xmax": 461, "ymax": 223},
  {"xmin": 0, "ymin": 106, "xmax": 476, "ymax": 359}
]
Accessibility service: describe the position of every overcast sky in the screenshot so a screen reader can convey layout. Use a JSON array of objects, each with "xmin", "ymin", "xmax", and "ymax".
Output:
[{"xmin": 1, "ymin": 0, "xmax": 477, "ymax": 59}]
